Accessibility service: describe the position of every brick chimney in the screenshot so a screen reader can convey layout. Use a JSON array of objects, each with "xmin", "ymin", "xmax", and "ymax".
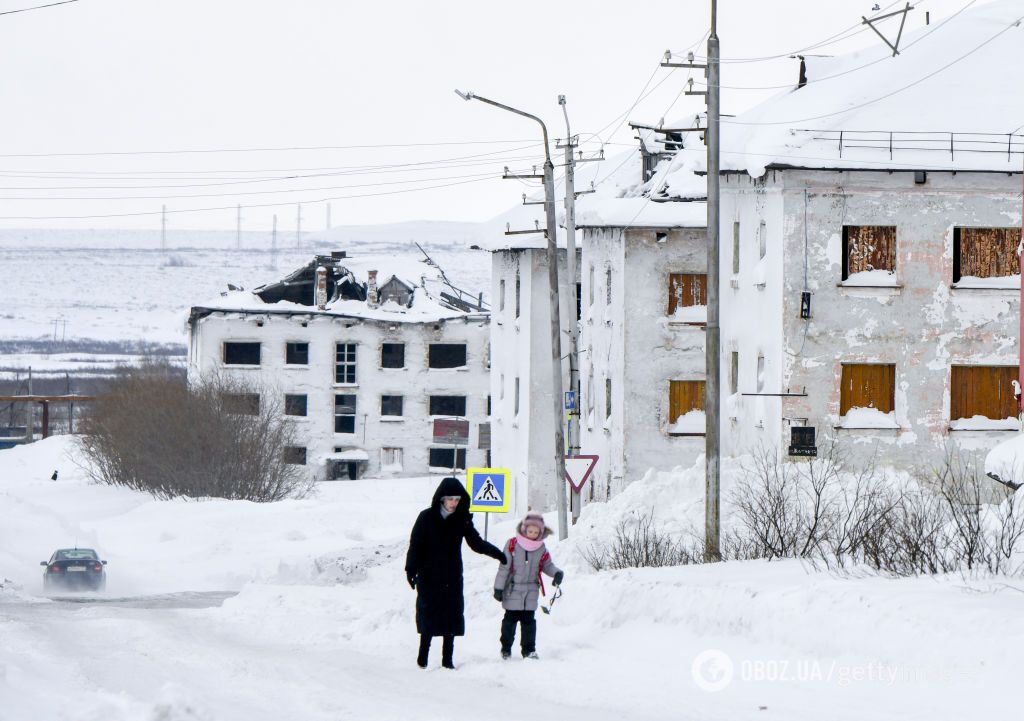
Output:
[
  {"xmin": 315, "ymin": 266, "xmax": 328, "ymax": 309},
  {"xmin": 367, "ymin": 270, "xmax": 379, "ymax": 308}
]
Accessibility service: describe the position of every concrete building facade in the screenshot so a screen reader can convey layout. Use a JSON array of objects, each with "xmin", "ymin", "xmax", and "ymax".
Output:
[{"xmin": 187, "ymin": 254, "xmax": 490, "ymax": 481}]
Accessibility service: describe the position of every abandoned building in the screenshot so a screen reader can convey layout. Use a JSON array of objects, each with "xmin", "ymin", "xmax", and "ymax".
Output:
[
  {"xmin": 481, "ymin": 121, "xmax": 709, "ymax": 508},
  {"xmin": 187, "ymin": 252, "xmax": 490, "ymax": 480},
  {"xmin": 575, "ymin": 122, "xmax": 709, "ymax": 498},
  {"xmin": 705, "ymin": 1, "xmax": 1024, "ymax": 471},
  {"xmin": 480, "ymin": 234, "xmax": 577, "ymax": 511}
]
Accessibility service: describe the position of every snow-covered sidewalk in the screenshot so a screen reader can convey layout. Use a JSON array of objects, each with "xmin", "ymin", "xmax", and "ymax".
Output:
[{"xmin": 1, "ymin": 437, "xmax": 1018, "ymax": 720}]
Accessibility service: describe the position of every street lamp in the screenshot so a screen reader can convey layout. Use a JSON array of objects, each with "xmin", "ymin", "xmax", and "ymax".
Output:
[{"xmin": 455, "ymin": 89, "xmax": 568, "ymax": 540}]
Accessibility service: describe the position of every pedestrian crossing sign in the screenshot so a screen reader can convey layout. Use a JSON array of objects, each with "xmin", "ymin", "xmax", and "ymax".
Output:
[{"xmin": 467, "ymin": 467, "xmax": 511, "ymax": 513}]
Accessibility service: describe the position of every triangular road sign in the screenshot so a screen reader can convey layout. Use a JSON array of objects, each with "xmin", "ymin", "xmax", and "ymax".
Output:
[
  {"xmin": 473, "ymin": 475, "xmax": 502, "ymax": 503},
  {"xmin": 564, "ymin": 455, "xmax": 598, "ymax": 492}
]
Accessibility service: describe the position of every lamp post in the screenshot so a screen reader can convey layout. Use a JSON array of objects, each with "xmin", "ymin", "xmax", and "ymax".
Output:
[{"xmin": 455, "ymin": 89, "xmax": 568, "ymax": 540}]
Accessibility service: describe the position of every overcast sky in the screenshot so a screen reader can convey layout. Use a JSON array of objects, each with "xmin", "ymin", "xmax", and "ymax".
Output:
[{"xmin": 0, "ymin": 0, "xmax": 975, "ymax": 231}]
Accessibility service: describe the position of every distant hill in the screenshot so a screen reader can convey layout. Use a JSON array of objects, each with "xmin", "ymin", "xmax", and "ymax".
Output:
[{"xmin": 0, "ymin": 220, "xmax": 487, "ymax": 252}]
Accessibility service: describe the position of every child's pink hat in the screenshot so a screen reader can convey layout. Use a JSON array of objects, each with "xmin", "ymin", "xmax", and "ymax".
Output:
[{"xmin": 520, "ymin": 512, "xmax": 545, "ymax": 533}]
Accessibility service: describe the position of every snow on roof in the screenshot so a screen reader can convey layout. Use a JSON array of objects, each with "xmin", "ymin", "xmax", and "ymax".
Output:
[
  {"xmin": 190, "ymin": 254, "xmax": 486, "ymax": 324},
  {"xmin": 714, "ymin": 0, "xmax": 1024, "ymax": 177},
  {"xmin": 476, "ymin": 127, "xmax": 710, "ymax": 249}
]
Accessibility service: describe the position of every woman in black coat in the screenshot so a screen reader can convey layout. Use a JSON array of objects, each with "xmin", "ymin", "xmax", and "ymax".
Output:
[{"xmin": 405, "ymin": 476, "xmax": 505, "ymax": 669}]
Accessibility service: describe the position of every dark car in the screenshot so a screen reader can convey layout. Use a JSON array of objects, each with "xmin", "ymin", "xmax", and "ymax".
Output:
[{"xmin": 41, "ymin": 548, "xmax": 107, "ymax": 592}]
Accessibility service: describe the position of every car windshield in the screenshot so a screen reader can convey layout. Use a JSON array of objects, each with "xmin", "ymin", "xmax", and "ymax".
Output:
[{"xmin": 56, "ymin": 549, "xmax": 98, "ymax": 561}]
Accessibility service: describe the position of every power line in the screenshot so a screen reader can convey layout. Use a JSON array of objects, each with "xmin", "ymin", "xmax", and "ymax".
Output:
[
  {"xmin": 0, "ymin": 138, "xmax": 545, "ymax": 159},
  {"xmin": 0, "ymin": 175, "xmax": 497, "ymax": 221},
  {"xmin": 0, "ymin": 154, "xmax": 548, "ymax": 190},
  {"xmin": 0, "ymin": 0, "xmax": 78, "ymax": 17},
  {"xmin": 723, "ymin": 10, "xmax": 1023, "ymax": 127},
  {"xmin": 0, "ymin": 169, "xmax": 501, "ymax": 202},
  {"xmin": 677, "ymin": 0, "xmax": 921, "ymax": 65},
  {"xmin": 690, "ymin": 0, "xmax": 978, "ymax": 92}
]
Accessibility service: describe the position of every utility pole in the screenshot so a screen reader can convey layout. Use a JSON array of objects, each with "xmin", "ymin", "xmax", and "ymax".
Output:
[
  {"xmin": 271, "ymin": 214, "xmax": 278, "ymax": 269},
  {"xmin": 236, "ymin": 204, "xmax": 242, "ymax": 249},
  {"xmin": 558, "ymin": 95, "xmax": 582, "ymax": 523},
  {"xmin": 296, "ymin": 203, "xmax": 303, "ymax": 248},
  {"xmin": 705, "ymin": 0, "xmax": 722, "ymax": 561},
  {"xmin": 662, "ymin": 11, "xmax": 720, "ymax": 558},
  {"xmin": 455, "ymin": 89, "xmax": 568, "ymax": 540},
  {"xmin": 161, "ymin": 205, "xmax": 167, "ymax": 251},
  {"xmin": 326, "ymin": 202, "xmax": 332, "ymax": 231}
]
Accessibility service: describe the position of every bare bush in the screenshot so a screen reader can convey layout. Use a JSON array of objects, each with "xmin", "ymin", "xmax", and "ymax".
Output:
[
  {"xmin": 581, "ymin": 511, "xmax": 700, "ymax": 571},
  {"xmin": 77, "ymin": 362, "xmax": 311, "ymax": 501},
  {"xmin": 730, "ymin": 442, "xmax": 1024, "ymax": 577}
]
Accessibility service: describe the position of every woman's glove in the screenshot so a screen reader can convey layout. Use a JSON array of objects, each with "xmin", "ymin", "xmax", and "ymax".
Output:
[
  {"xmin": 407, "ymin": 572, "xmax": 417, "ymax": 590},
  {"xmin": 489, "ymin": 546, "xmax": 507, "ymax": 564},
  {"xmin": 553, "ymin": 571, "xmax": 564, "ymax": 587},
  {"xmin": 493, "ymin": 589, "xmax": 504, "ymax": 602}
]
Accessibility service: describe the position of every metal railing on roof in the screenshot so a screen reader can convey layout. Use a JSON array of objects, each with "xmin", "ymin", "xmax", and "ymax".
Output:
[{"xmin": 794, "ymin": 129, "xmax": 1024, "ymax": 162}]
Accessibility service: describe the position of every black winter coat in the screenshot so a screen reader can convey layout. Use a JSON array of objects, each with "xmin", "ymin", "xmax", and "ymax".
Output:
[{"xmin": 405, "ymin": 477, "xmax": 505, "ymax": 637}]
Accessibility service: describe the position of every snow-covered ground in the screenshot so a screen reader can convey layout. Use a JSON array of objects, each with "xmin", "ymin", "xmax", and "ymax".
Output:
[
  {"xmin": 1, "ymin": 437, "xmax": 1019, "ymax": 720},
  {"xmin": 0, "ymin": 225, "xmax": 490, "ymax": 379}
]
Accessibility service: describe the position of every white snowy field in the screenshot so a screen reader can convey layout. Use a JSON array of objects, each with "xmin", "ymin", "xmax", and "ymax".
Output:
[
  {"xmin": 1, "ymin": 437, "xmax": 1020, "ymax": 721},
  {"xmin": 0, "ymin": 225, "xmax": 490, "ymax": 378}
]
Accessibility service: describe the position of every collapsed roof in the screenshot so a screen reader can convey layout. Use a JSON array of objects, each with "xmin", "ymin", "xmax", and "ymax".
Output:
[{"xmin": 189, "ymin": 251, "xmax": 489, "ymax": 326}]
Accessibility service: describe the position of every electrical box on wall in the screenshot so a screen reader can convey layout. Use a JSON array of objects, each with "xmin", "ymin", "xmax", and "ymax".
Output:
[
  {"xmin": 800, "ymin": 291, "xmax": 812, "ymax": 319},
  {"xmin": 789, "ymin": 426, "xmax": 817, "ymax": 457}
]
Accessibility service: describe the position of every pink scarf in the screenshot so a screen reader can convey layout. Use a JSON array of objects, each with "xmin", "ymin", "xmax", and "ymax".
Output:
[{"xmin": 514, "ymin": 533, "xmax": 544, "ymax": 552}]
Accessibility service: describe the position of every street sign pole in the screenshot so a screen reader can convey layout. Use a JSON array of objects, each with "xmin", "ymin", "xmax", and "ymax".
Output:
[{"xmin": 564, "ymin": 455, "xmax": 598, "ymax": 523}]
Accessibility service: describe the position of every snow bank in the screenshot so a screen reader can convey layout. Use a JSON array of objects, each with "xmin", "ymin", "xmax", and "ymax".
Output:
[{"xmin": 2, "ymin": 438, "xmax": 1021, "ymax": 720}]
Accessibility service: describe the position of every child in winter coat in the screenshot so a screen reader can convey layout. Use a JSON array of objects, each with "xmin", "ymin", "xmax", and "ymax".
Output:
[{"xmin": 493, "ymin": 511, "xmax": 564, "ymax": 659}]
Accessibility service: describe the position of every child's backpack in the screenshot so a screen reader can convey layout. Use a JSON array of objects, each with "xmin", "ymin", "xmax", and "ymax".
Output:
[{"xmin": 507, "ymin": 537, "xmax": 550, "ymax": 596}]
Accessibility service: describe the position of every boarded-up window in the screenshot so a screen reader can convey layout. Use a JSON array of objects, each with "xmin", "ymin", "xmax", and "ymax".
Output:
[
  {"xmin": 842, "ymin": 226, "xmax": 897, "ymax": 280},
  {"xmin": 953, "ymin": 228, "xmax": 1020, "ymax": 282},
  {"xmin": 840, "ymin": 364, "xmax": 895, "ymax": 415},
  {"xmin": 669, "ymin": 380, "xmax": 704, "ymax": 423},
  {"xmin": 951, "ymin": 366, "xmax": 1018, "ymax": 420},
  {"xmin": 667, "ymin": 273, "xmax": 707, "ymax": 315}
]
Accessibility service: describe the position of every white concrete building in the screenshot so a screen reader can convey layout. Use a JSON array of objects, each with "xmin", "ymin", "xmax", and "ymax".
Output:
[
  {"xmin": 577, "ymin": 196, "xmax": 708, "ymax": 499},
  {"xmin": 484, "ymin": 124, "xmax": 710, "ymax": 507},
  {"xmin": 702, "ymin": 1, "xmax": 1024, "ymax": 473},
  {"xmin": 187, "ymin": 252, "xmax": 490, "ymax": 481},
  {"xmin": 483, "ymin": 240, "xmax": 575, "ymax": 512}
]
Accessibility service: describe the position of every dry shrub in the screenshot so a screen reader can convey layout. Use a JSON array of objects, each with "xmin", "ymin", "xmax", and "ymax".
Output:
[
  {"xmin": 77, "ymin": 362, "xmax": 310, "ymax": 501},
  {"xmin": 732, "ymin": 442, "xmax": 1024, "ymax": 577},
  {"xmin": 581, "ymin": 512, "xmax": 704, "ymax": 571}
]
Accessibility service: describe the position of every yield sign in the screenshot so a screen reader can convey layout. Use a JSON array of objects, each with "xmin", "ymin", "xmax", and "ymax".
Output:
[{"xmin": 564, "ymin": 455, "xmax": 598, "ymax": 492}]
